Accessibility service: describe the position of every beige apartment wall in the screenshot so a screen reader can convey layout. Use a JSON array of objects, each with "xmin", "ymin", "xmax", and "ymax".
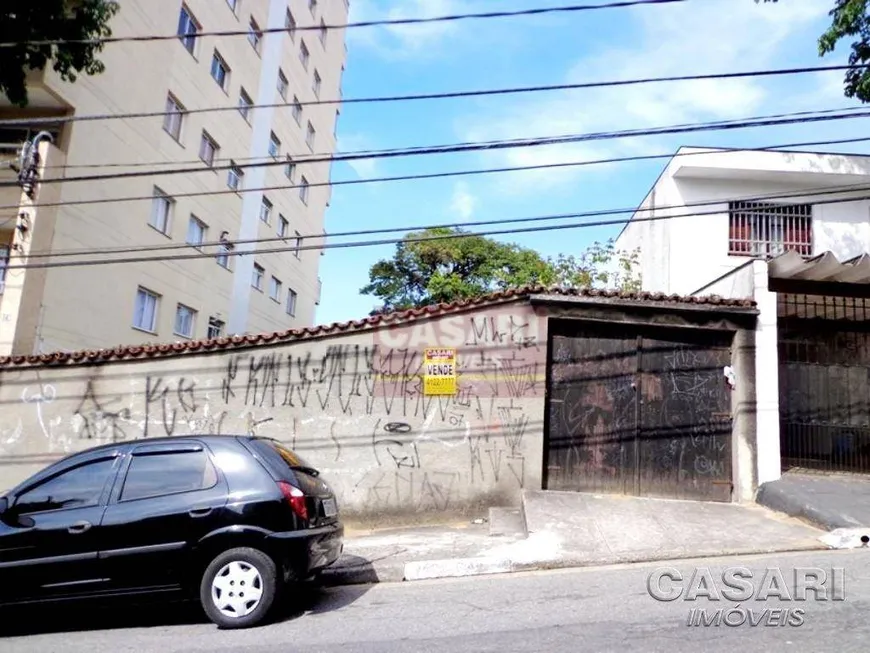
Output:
[
  {"xmin": 5, "ymin": 0, "xmax": 347, "ymax": 354},
  {"xmin": 0, "ymin": 303, "xmax": 546, "ymax": 519}
]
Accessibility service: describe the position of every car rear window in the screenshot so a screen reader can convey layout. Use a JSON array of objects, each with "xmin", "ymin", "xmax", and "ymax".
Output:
[{"xmin": 248, "ymin": 438, "xmax": 315, "ymax": 477}]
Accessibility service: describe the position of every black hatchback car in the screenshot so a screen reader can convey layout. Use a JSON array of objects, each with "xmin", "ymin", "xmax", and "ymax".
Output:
[{"xmin": 0, "ymin": 435, "xmax": 343, "ymax": 629}]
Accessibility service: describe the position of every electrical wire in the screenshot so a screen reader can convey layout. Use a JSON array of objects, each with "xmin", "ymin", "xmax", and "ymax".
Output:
[
  {"xmin": 1, "ymin": 63, "xmax": 863, "ymax": 129},
  {"xmin": 8, "ymin": 106, "xmax": 870, "ymax": 188},
  {"xmin": 17, "ymin": 175, "xmax": 870, "ymax": 260},
  {"xmin": 5, "ymin": 133, "xmax": 870, "ymax": 214},
  {"xmin": 6, "ymin": 183, "xmax": 870, "ymax": 271},
  {"xmin": 0, "ymin": 0, "xmax": 686, "ymax": 48}
]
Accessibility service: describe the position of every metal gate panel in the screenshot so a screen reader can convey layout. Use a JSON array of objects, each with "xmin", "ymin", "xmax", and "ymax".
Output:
[
  {"xmin": 637, "ymin": 331, "xmax": 733, "ymax": 502},
  {"xmin": 545, "ymin": 321, "xmax": 734, "ymax": 502},
  {"xmin": 546, "ymin": 326, "xmax": 637, "ymax": 494},
  {"xmin": 778, "ymin": 293, "xmax": 870, "ymax": 473}
]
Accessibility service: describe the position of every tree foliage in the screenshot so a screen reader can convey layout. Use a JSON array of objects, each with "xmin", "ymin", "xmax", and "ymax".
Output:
[
  {"xmin": 760, "ymin": 0, "xmax": 870, "ymax": 102},
  {"xmin": 361, "ymin": 227, "xmax": 641, "ymax": 314},
  {"xmin": 1, "ymin": 0, "xmax": 120, "ymax": 107}
]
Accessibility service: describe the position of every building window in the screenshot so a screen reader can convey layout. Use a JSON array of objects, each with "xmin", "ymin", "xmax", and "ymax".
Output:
[
  {"xmin": 293, "ymin": 231, "xmax": 303, "ymax": 258},
  {"xmin": 292, "ymin": 96, "xmax": 302, "ymax": 124},
  {"xmin": 260, "ymin": 197, "xmax": 272, "ymax": 224},
  {"xmin": 300, "ymin": 40, "xmax": 309, "ymax": 70},
  {"xmin": 252, "ymin": 263, "xmax": 264, "ymax": 290},
  {"xmin": 150, "ymin": 187, "xmax": 173, "ymax": 235},
  {"xmin": 133, "ymin": 287, "xmax": 159, "ymax": 332},
  {"xmin": 286, "ymin": 288, "xmax": 298, "ymax": 316},
  {"xmin": 299, "ymin": 177, "xmax": 309, "ymax": 205},
  {"xmin": 199, "ymin": 131, "xmax": 219, "ymax": 166},
  {"xmin": 177, "ymin": 5, "xmax": 200, "ymax": 55},
  {"xmin": 238, "ymin": 88, "xmax": 253, "ymax": 121},
  {"xmin": 269, "ymin": 276, "xmax": 282, "ymax": 301},
  {"xmin": 286, "ymin": 9, "xmax": 296, "ymax": 39},
  {"xmin": 216, "ymin": 243, "xmax": 232, "ymax": 269},
  {"xmin": 186, "ymin": 215, "xmax": 207, "ymax": 248},
  {"xmin": 284, "ymin": 156, "xmax": 296, "ymax": 181},
  {"xmin": 174, "ymin": 303, "xmax": 196, "ymax": 338},
  {"xmin": 728, "ymin": 201, "xmax": 813, "ymax": 257},
  {"xmin": 319, "ymin": 19, "xmax": 327, "ymax": 46},
  {"xmin": 163, "ymin": 93, "xmax": 185, "ymax": 142},
  {"xmin": 210, "ymin": 50, "xmax": 230, "ymax": 91},
  {"xmin": 228, "ymin": 161, "xmax": 243, "ymax": 191},
  {"xmin": 269, "ymin": 132, "xmax": 281, "ymax": 158},
  {"xmin": 0, "ymin": 245, "xmax": 9, "ymax": 286},
  {"xmin": 313, "ymin": 69, "xmax": 321, "ymax": 98},
  {"xmin": 306, "ymin": 122, "xmax": 315, "ymax": 150},
  {"xmin": 207, "ymin": 316, "xmax": 225, "ymax": 339},
  {"xmin": 278, "ymin": 215, "xmax": 289, "ymax": 238},
  {"xmin": 277, "ymin": 69, "xmax": 288, "ymax": 99},
  {"xmin": 248, "ymin": 17, "xmax": 262, "ymax": 53}
]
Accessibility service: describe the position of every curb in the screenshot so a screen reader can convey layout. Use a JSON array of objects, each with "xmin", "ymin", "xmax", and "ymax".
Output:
[
  {"xmin": 756, "ymin": 481, "xmax": 860, "ymax": 531},
  {"xmin": 319, "ymin": 541, "xmax": 830, "ymax": 587}
]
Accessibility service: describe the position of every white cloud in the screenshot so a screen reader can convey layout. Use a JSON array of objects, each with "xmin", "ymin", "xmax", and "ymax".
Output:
[
  {"xmin": 450, "ymin": 181, "xmax": 477, "ymax": 219},
  {"xmin": 347, "ymin": 0, "xmax": 470, "ymax": 60},
  {"xmin": 336, "ymin": 132, "xmax": 380, "ymax": 178},
  {"xmin": 458, "ymin": 0, "xmax": 831, "ymax": 196}
]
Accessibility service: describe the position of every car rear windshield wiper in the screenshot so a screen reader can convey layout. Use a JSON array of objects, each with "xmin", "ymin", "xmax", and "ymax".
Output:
[{"xmin": 288, "ymin": 464, "xmax": 320, "ymax": 478}]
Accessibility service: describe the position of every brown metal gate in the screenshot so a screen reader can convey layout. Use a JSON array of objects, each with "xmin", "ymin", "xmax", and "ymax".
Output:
[{"xmin": 545, "ymin": 321, "xmax": 733, "ymax": 502}]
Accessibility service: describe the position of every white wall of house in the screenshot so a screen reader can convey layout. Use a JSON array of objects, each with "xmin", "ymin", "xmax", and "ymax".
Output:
[
  {"xmin": 617, "ymin": 147, "xmax": 870, "ymax": 488},
  {"xmin": 617, "ymin": 148, "xmax": 870, "ymax": 298}
]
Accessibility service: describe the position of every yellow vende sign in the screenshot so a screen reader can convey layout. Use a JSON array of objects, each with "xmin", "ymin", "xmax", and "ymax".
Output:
[{"xmin": 423, "ymin": 347, "xmax": 457, "ymax": 396}]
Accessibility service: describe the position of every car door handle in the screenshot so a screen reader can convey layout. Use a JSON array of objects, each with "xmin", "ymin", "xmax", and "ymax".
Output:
[
  {"xmin": 68, "ymin": 520, "xmax": 92, "ymax": 534},
  {"xmin": 188, "ymin": 507, "xmax": 213, "ymax": 518}
]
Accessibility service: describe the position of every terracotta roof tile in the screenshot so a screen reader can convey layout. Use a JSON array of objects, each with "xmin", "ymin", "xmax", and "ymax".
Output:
[{"xmin": 0, "ymin": 286, "xmax": 755, "ymax": 368}]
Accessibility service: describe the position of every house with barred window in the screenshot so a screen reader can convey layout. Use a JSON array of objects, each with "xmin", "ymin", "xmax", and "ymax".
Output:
[{"xmin": 616, "ymin": 146, "xmax": 870, "ymax": 488}]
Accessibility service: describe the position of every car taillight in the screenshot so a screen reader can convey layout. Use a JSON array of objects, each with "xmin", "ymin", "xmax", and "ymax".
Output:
[{"xmin": 277, "ymin": 481, "xmax": 309, "ymax": 521}]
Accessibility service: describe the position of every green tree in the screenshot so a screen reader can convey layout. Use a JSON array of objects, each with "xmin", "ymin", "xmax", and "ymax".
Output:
[
  {"xmin": 1, "ymin": 0, "xmax": 120, "ymax": 107},
  {"xmin": 361, "ymin": 227, "xmax": 641, "ymax": 313},
  {"xmin": 759, "ymin": 0, "xmax": 870, "ymax": 102}
]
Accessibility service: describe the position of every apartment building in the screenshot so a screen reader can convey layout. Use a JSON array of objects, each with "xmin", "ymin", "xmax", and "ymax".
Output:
[
  {"xmin": 616, "ymin": 146, "xmax": 870, "ymax": 487},
  {"xmin": 0, "ymin": 0, "xmax": 348, "ymax": 356}
]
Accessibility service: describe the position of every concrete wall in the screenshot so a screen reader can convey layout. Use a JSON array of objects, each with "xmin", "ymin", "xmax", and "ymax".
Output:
[{"xmin": 0, "ymin": 302, "xmax": 546, "ymax": 519}]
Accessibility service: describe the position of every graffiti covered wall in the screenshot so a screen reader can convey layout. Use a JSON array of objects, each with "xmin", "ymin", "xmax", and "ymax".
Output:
[{"xmin": 0, "ymin": 302, "xmax": 547, "ymax": 517}]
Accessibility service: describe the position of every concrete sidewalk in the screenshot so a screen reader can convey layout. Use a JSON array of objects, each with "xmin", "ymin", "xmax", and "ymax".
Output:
[
  {"xmin": 321, "ymin": 489, "xmax": 829, "ymax": 586},
  {"xmin": 756, "ymin": 471, "xmax": 870, "ymax": 549}
]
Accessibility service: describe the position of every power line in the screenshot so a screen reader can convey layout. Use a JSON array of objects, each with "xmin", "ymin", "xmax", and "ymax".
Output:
[
  {"xmin": 20, "ymin": 104, "xmax": 868, "ymax": 178},
  {"xmin": 0, "ymin": 0, "xmax": 685, "ymax": 48},
  {"xmin": 9, "ymin": 106, "xmax": 870, "ymax": 188},
  {"xmin": 4, "ymin": 133, "xmax": 870, "ymax": 213},
  {"xmin": 1, "ymin": 63, "xmax": 863, "ymax": 129},
  {"xmin": 16, "ymin": 175, "xmax": 870, "ymax": 260},
  {"xmin": 6, "ymin": 183, "xmax": 870, "ymax": 271}
]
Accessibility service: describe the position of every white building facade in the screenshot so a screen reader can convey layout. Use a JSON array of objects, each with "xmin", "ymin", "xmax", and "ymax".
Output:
[{"xmin": 617, "ymin": 147, "xmax": 870, "ymax": 487}]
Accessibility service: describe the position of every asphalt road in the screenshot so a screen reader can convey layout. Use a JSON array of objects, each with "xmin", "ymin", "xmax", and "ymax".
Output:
[{"xmin": 3, "ymin": 548, "xmax": 870, "ymax": 652}]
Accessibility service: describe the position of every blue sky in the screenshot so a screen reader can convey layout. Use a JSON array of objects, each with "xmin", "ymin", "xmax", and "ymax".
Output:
[{"xmin": 315, "ymin": 0, "xmax": 862, "ymax": 325}]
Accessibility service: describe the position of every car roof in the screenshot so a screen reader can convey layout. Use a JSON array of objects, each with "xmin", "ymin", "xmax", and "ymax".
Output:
[{"xmin": 74, "ymin": 433, "xmax": 260, "ymax": 456}]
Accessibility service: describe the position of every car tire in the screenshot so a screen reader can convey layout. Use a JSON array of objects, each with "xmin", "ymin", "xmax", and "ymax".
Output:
[{"xmin": 200, "ymin": 547, "xmax": 278, "ymax": 629}]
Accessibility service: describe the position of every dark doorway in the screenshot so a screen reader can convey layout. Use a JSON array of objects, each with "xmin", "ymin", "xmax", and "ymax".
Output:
[{"xmin": 545, "ymin": 320, "xmax": 734, "ymax": 502}]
